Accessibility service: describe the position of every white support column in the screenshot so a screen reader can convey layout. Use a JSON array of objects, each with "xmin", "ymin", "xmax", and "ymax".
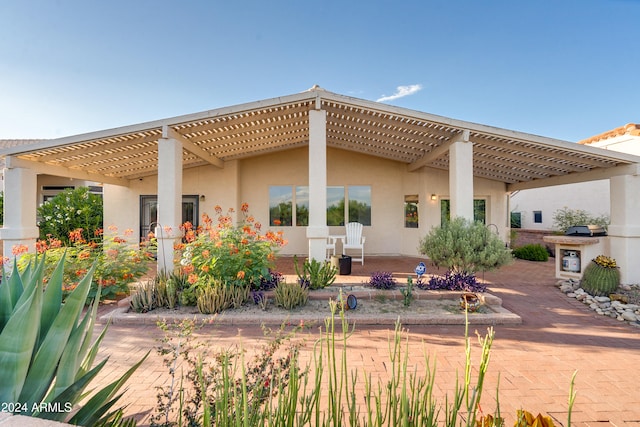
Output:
[
  {"xmin": 608, "ymin": 174, "xmax": 640, "ymax": 284},
  {"xmin": 307, "ymin": 108, "xmax": 329, "ymax": 262},
  {"xmin": 0, "ymin": 164, "xmax": 39, "ymax": 261},
  {"xmin": 156, "ymin": 133, "xmax": 183, "ymax": 274},
  {"xmin": 449, "ymin": 130, "xmax": 474, "ymax": 221}
]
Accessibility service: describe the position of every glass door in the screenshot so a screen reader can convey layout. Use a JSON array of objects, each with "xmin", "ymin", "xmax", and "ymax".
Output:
[{"xmin": 140, "ymin": 195, "xmax": 199, "ymax": 240}]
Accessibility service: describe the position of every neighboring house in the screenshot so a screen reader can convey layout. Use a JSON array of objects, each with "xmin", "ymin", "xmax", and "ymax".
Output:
[
  {"xmin": 2, "ymin": 86, "xmax": 640, "ymax": 283},
  {"xmin": 510, "ymin": 123, "xmax": 640, "ymax": 231}
]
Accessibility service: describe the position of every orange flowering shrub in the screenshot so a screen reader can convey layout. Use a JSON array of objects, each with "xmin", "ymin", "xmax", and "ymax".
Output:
[
  {"xmin": 177, "ymin": 204, "xmax": 286, "ymax": 292},
  {"xmin": 17, "ymin": 226, "xmax": 155, "ymax": 301}
]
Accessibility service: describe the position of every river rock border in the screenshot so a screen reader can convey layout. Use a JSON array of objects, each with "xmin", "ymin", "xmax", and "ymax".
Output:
[{"xmin": 558, "ymin": 279, "xmax": 640, "ymax": 328}]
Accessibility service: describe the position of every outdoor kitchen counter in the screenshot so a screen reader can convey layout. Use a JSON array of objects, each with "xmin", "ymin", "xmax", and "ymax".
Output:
[
  {"xmin": 543, "ymin": 235, "xmax": 608, "ymax": 280},
  {"xmin": 542, "ymin": 235, "xmax": 601, "ymax": 245}
]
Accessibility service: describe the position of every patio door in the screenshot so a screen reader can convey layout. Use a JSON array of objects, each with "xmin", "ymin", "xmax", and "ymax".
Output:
[{"xmin": 140, "ymin": 195, "xmax": 199, "ymax": 240}]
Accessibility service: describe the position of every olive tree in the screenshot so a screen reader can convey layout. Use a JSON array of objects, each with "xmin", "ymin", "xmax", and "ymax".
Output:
[{"xmin": 419, "ymin": 217, "xmax": 513, "ymax": 274}]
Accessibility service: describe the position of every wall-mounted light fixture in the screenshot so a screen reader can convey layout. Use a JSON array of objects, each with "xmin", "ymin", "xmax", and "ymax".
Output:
[
  {"xmin": 430, "ymin": 194, "xmax": 437, "ymax": 201},
  {"xmin": 200, "ymin": 195, "xmax": 206, "ymax": 202}
]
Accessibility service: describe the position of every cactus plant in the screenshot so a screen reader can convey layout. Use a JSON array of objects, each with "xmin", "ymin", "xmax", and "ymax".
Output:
[
  {"xmin": 581, "ymin": 256, "xmax": 620, "ymax": 297},
  {"xmin": 196, "ymin": 280, "xmax": 250, "ymax": 314},
  {"xmin": 294, "ymin": 255, "xmax": 337, "ymax": 290},
  {"xmin": 274, "ymin": 281, "xmax": 309, "ymax": 309}
]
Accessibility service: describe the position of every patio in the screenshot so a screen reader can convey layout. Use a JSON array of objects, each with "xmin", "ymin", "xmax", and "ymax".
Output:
[{"xmin": 94, "ymin": 257, "xmax": 640, "ymax": 426}]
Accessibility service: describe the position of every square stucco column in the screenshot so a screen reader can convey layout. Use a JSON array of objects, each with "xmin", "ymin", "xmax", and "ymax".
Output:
[
  {"xmin": 0, "ymin": 165, "xmax": 39, "ymax": 261},
  {"xmin": 307, "ymin": 109, "xmax": 329, "ymax": 262},
  {"xmin": 608, "ymin": 174, "xmax": 640, "ymax": 284},
  {"xmin": 449, "ymin": 136, "xmax": 474, "ymax": 221},
  {"xmin": 156, "ymin": 137, "xmax": 183, "ymax": 274}
]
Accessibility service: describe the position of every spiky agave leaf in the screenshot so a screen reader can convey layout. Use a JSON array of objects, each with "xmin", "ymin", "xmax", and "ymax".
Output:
[
  {"xmin": 0, "ymin": 259, "xmax": 44, "ymax": 403},
  {"xmin": 0, "ymin": 261, "xmax": 23, "ymax": 330},
  {"xmin": 38, "ymin": 252, "xmax": 65, "ymax": 344},
  {"xmin": 1, "ymin": 255, "xmax": 147, "ymax": 425},
  {"xmin": 18, "ymin": 261, "xmax": 96, "ymax": 407},
  {"xmin": 51, "ymin": 286, "xmax": 102, "ymax": 398},
  {"xmin": 68, "ymin": 351, "xmax": 149, "ymax": 426}
]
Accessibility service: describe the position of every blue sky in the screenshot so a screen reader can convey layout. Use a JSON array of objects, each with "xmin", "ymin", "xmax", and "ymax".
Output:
[{"xmin": 1, "ymin": 0, "xmax": 638, "ymax": 142}]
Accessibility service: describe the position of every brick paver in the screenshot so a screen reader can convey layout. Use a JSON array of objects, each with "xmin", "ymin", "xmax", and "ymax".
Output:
[{"xmin": 95, "ymin": 258, "xmax": 640, "ymax": 426}]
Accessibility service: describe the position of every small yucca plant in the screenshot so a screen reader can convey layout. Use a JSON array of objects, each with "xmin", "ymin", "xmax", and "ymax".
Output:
[{"xmin": 0, "ymin": 255, "xmax": 147, "ymax": 425}]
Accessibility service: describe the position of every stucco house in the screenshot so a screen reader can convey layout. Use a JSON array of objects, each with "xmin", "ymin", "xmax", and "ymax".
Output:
[
  {"xmin": 2, "ymin": 86, "xmax": 640, "ymax": 283},
  {"xmin": 510, "ymin": 123, "xmax": 640, "ymax": 231}
]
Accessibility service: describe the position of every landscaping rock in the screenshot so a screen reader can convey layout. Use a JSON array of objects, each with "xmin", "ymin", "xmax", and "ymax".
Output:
[{"xmin": 558, "ymin": 279, "xmax": 640, "ymax": 327}]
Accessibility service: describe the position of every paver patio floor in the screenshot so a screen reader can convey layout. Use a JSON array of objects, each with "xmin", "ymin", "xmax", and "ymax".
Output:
[{"xmin": 96, "ymin": 257, "xmax": 640, "ymax": 426}]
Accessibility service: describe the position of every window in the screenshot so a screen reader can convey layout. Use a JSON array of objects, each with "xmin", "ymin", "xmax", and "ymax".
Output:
[
  {"xmin": 41, "ymin": 185, "xmax": 74, "ymax": 204},
  {"xmin": 327, "ymin": 186, "xmax": 345, "ymax": 226},
  {"xmin": 440, "ymin": 199, "xmax": 487, "ymax": 224},
  {"xmin": 474, "ymin": 200, "xmax": 486, "ymax": 224},
  {"xmin": 326, "ymin": 185, "xmax": 372, "ymax": 226},
  {"xmin": 348, "ymin": 185, "xmax": 371, "ymax": 225},
  {"xmin": 511, "ymin": 212, "xmax": 522, "ymax": 228},
  {"xmin": 404, "ymin": 195, "xmax": 419, "ymax": 228},
  {"xmin": 533, "ymin": 210, "xmax": 542, "ymax": 223},
  {"xmin": 267, "ymin": 185, "xmax": 371, "ymax": 227},
  {"xmin": 295, "ymin": 186, "xmax": 309, "ymax": 226},
  {"xmin": 269, "ymin": 186, "xmax": 293, "ymax": 226}
]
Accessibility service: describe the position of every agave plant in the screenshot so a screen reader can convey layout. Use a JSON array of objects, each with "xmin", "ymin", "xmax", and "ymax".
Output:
[{"xmin": 0, "ymin": 255, "xmax": 147, "ymax": 425}]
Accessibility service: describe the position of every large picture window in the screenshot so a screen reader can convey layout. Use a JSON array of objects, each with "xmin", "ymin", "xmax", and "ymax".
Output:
[
  {"xmin": 268, "ymin": 185, "xmax": 372, "ymax": 227},
  {"xmin": 295, "ymin": 186, "xmax": 309, "ymax": 226},
  {"xmin": 269, "ymin": 186, "xmax": 293, "ymax": 226},
  {"xmin": 440, "ymin": 199, "xmax": 487, "ymax": 224},
  {"xmin": 348, "ymin": 185, "xmax": 371, "ymax": 225},
  {"xmin": 327, "ymin": 186, "xmax": 345, "ymax": 226}
]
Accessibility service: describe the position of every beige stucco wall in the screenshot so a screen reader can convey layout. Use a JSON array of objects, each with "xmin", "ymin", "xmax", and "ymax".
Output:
[{"xmin": 104, "ymin": 146, "xmax": 508, "ymax": 256}]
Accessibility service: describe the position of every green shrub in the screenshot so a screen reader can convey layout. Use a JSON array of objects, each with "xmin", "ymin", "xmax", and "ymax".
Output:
[
  {"xmin": 37, "ymin": 187, "xmax": 103, "ymax": 245},
  {"xmin": 512, "ymin": 244, "xmax": 549, "ymax": 262},
  {"xmin": 0, "ymin": 256, "xmax": 147, "ymax": 425},
  {"xmin": 419, "ymin": 217, "xmax": 513, "ymax": 274}
]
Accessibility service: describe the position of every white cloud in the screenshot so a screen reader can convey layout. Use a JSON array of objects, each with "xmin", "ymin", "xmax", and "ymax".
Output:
[{"xmin": 376, "ymin": 84, "xmax": 423, "ymax": 102}]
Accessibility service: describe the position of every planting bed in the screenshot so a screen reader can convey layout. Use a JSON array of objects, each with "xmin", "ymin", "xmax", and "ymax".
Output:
[{"xmin": 101, "ymin": 285, "xmax": 521, "ymax": 326}]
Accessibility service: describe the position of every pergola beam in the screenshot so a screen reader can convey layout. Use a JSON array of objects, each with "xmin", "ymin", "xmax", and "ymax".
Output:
[
  {"xmin": 4, "ymin": 156, "xmax": 129, "ymax": 187},
  {"xmin": 407, "ymin": 130, "xmax": 469, "ymax": 172},
  {"xmin": 507, "ymin": 163, "xmax": 640, "ymax": 191},
  {"xmin": 163, "ymin": 126, "xmax": 224, "ymax": 168}
]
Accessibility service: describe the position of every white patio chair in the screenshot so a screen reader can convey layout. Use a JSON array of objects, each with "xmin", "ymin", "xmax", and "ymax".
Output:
[
  {"xmin": 326, "ymin": 235, "xmax": 338, "ymax": 260},
  {"xmin": 342, "ymin": 222, "xmax": 366, "ymax": 265}
]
